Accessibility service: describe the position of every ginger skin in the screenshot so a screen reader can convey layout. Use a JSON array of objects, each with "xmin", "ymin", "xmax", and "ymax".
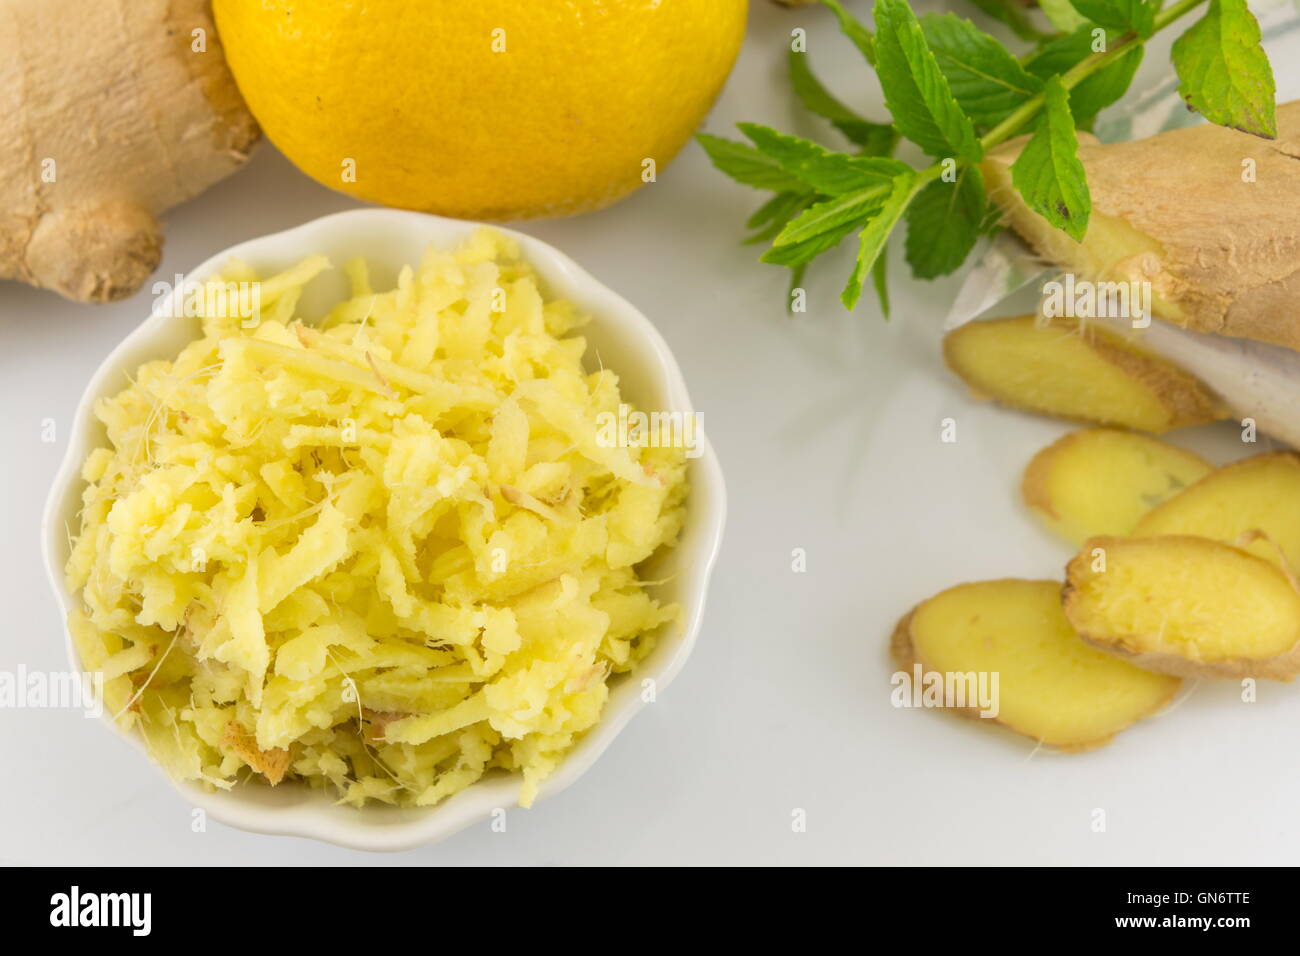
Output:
[{"xmin": 0, "ymin": 0, "xmax": 258, "ymax": 303}]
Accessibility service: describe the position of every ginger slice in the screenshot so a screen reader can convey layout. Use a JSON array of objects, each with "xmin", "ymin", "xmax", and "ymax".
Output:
[
  {"xmin": 1064, "ymin": 536, "xmax": 1300, "ymax": 680},
  {"xmin": 1022, "ymin": 428, "xmax": 1212, "ymax": 546},
  {"xmin": 893, "ymin": 579, "xmax": 1179, "ymax": 751},
  {"xmin": 943, "ymin": 316, "xmax": 1226, "ymax": 433},
  {"xmin": 1133, "ymin": 452, "xmax": 1300, "ymax": 574}
]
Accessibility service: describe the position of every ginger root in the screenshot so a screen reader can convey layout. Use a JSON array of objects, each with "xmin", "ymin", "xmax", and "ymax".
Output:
[
  {"xmin": 893, "ymin": 579, "xmax": 1179, "ymax": 751},
  {"xmin": 982, "ymin": 101, "xmax": 1300, "ymax": 351},
  {"xmin": 1064, "ymin": 535, "xmax": 1300, "ymax": 680},
  {"xmin": 1, "ymin": 0, "xmax": 257, "ymax": 302},
  {"xmin": 1022, "ymin": 428, "xmax": 1211, "ymax": 546},
  {"xmin": 943, "ymin": 316, "xmax": 1227, "ymax": 432}
]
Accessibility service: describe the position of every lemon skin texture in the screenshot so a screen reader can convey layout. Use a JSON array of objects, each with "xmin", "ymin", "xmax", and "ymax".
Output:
[{"xmin": 213, "ymin": 0, "xmax": 749, "ymax": 220}]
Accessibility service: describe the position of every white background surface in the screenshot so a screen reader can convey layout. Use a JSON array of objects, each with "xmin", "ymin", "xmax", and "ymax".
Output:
[{"xmin": 2, "ymin": 2, "xmax": 1293, "ymax": 866}]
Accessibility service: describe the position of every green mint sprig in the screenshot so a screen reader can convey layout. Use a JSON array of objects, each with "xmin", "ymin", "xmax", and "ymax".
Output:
[{"xmin": 697, "ymin": 0, "xmax": 1277, "ymax": 314}]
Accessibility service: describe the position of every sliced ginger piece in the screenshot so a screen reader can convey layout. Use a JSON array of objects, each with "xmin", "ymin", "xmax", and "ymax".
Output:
[
  {"xmin": 893, "ymin": 579, "xmax": 1179, "ymax": 751},
  {"xmin": 1064, "ymin": 536, "xmax": 1300, "ymax": 680},
  {"xmin": 1022, "ymin": 428, "xmax": 1212, "ymax": 546},
  {"xmin": 1133, "ymin": 452, "xmax": 1300, "ymax": 573},
  {"xmin": 943, "ymin": 315, "xmax": 1226, "ymax": 432}
]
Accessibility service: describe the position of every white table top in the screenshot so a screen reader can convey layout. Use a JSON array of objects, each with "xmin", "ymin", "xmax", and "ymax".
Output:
[{"xmin": 3, "ymin": 2, "xmax": 1290, "ymax": 865}]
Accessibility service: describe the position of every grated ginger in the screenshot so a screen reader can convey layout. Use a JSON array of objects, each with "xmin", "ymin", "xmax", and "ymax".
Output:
[{"xmin": 65, "ymin": 229, "xmax": 687, "ymax": 808}]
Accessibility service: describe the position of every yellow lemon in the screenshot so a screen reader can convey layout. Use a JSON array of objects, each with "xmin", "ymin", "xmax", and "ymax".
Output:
[{"xmin": 213, "ymin": 0, "xmax": 748, "ymax": 220}]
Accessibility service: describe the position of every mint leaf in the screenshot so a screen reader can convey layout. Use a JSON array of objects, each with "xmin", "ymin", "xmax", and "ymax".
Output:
[
  {"xmin": 1038, "ymin": 0, "xmax": 1088, "ymax": 33},
  {"xmin": 904, "ymin": 166, "xmax": 990, "ymax": 279},
  {"xmin": 846, "ymin": 123, "xmax": 899, "ymax": 160},
  {"xmin": 744, "ymin": 192, "xmax": 812, "ymax": 245},
  {"xmin": 820, "ymin": 0, "xmax": 876, "ymax": 65},
  {"xmin": 1069, "ymin": 46, "xmax": 1143, "ymax": 129},
  {"xmin": 788, "ymin": 49, "xmax": 897, "ymax": 153},
  {"xmin": 1026, "ymin": 28, "xmax": 1143, "ymax": 129},
  {"xmin": 1172, "ymin": 0, "xmax": 1277, "ymax": 138},
  {"xmin": 761, "ymin": 220, "xmax": 860, "ymax": 267},
  {"xmin": 1024, "ymin": 28, "xmax": 1102, "ymax": 79},
  {"xmin": 776, "ymin": 188, "xmax": 891, "ymax": 245},
  {"xmin": 1068, "ymin": 0, "xmax": 1156, "ymax": 37},
  {"xmin": 843, "ymin": 173, "xmax": 918, "ymax": 309},
  {"xmin": 738, "ymin": 123, "xmax": 907, "ymax": 195},
  {"xmin": 747, "ymin": 192, "xmax": 803, "ymax": 231},
  {"xmin": 1010, "ymin": 76, "xmax": 1091, "ymax": 241},
  {"xmin": 964, "ymin": 0, "xmax": 1049, "ymax": 43},
  {"xmin": 696, "ymin": 134, "xmax": 810, "ymax": 192},
  {"xmin": 872, "ymin": 247, "xmax": 891, "ymax": 318},
  {"xmin": 920, "ymin": 13, "xmax": 1043, "ymax": 130},
  {"xmin": 873, "ymin": 0, "xmax": 982, "ymax": 161}
]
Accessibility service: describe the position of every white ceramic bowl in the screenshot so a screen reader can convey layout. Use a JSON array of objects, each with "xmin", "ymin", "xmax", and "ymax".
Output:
[{"xmin": 41, "ymin": 209, "xmax": 726, "ymax": 852}]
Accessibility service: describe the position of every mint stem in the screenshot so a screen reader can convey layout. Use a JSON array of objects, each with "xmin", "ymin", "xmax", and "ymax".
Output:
[
  {"xmin": 979, "ymin": 0, "xmax": 1209, "ymax": 153},
  {"xmin": 775, "ymin": 0, "xmax": 1210, "ymax": 250}
]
